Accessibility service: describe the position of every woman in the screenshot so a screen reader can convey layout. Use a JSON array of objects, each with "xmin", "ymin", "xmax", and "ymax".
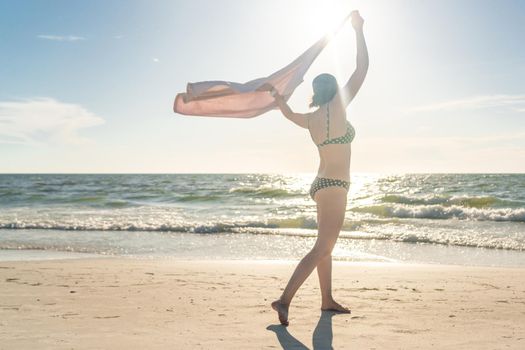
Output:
[{"xmin": 263, "ymin": 10, "xmax": 368, "ymax": 326}]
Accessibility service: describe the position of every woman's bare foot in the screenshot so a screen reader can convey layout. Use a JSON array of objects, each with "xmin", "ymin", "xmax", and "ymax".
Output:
[
  {"xmin": 321, "ymin": 299, "xmax": 351, "ymax": 313},
  {"xmin": 271, "ymin": 299, "xmax": 289, "ymax": 326}
]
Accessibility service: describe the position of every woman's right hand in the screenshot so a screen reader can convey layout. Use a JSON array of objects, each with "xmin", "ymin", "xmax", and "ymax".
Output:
[
  {"xmin": 351, "ymin": 10, "xmax": 364, "ymax": 31},
  {"xmin": 256, "ymin": 83, "xmax": 275, "ymax": 92},
  {"xmin": 257, "ymin": 83, "xmax": 282, "ymax": 99}
]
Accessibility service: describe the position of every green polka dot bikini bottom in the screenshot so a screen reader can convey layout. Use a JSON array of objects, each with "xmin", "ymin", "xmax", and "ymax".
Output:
[{"xmin": 309, "ymin": 177, "xmax": 350, "ymax": 200}]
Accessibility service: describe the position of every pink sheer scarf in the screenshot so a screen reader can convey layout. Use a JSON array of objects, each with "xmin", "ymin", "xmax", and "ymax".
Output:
[{"xmin": 173, "ymin": 14, "xmax": 351, "ymax": 118}]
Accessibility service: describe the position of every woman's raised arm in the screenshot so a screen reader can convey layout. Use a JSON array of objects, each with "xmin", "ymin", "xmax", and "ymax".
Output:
[{"xmin": 341, "ymin": 11, "xmax": 369, "ymax": 108}]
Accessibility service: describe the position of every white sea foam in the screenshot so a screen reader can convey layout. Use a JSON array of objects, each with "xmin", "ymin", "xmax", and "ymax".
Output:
[
  {"xmin": 352, "ymin": 204, "xmax": 525, "ymax": 222},
  {"xmin": 1, "ymin": 173, "xmax": 524, "ymax": 262}
]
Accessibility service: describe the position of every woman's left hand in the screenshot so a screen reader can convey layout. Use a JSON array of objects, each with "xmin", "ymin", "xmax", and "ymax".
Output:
[{"xmin": 351, "ymin": 10, "xmax": 364, "ymax": 31}]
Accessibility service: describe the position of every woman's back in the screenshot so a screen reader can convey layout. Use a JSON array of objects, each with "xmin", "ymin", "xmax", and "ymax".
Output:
[{"xmin": 307, "ymin": 91, "xmax": 354, "ymax": 181}]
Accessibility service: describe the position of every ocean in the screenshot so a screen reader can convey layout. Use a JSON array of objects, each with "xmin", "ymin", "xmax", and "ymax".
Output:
[{"xmin": 0, "ymin": 173, "xmax": 524, "ymax": 266}]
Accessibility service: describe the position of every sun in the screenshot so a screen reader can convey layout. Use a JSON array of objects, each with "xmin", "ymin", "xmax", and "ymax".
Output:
[
  {"xmin": 301, "ymin": 0, "xmax": 351, "ymax": 40},
  {"xmin": 297, "ymin": 1, "xmax": 355, "ymax": 88}
]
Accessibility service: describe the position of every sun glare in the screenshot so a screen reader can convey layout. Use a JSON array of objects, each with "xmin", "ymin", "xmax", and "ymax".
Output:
[
  {"xmin": 302, "ymin": 0, "xmax": 350, "ymax": 39},
  {"xmin": 294, "ymin": 0, "xmax": 394, "ymax": 105}
]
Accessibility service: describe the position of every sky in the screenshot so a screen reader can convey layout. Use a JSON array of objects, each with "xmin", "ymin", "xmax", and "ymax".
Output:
[{"xmin": 0, "ymin": 0, "xmax": 524, "ymax": 173}]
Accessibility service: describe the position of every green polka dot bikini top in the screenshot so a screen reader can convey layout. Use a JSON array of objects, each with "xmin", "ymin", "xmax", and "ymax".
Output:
[{"xmin": 311, "ymin": 103, "xmax": 355, "ymax": 148}]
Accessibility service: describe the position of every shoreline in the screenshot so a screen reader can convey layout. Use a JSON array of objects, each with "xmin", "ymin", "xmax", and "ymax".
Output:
[
  {"xmin": 2, "ymin": 228, "xmax": 525, "ymax": 268},
  {"xmin": 2, "ymin": 248, "xmax": 525, "ymax": 268},
  {"xmin": 1, "ymin": 257, "xmax": 524, "ymax": 349}
]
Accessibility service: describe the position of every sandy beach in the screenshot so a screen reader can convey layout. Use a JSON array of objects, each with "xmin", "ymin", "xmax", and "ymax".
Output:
[{"xmin": 0, "ymin": 258, "xmax": 523, "ymax": 349}]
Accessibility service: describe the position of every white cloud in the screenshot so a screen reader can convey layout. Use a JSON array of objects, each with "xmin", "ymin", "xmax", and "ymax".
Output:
[
  {"xmin": 408, "ymin": 94, "xmax": 525, "ymax": 113},
  {"xmin": 37, "ymin": 34, "xmax": 86, "ymax": 42},
  {"xmin": 0, "ymin": 98, "xmax": 105, "ymax": 145},
  {"xmin": 152, "ymin": 57, "xmax": 159, "ymax": 63}
]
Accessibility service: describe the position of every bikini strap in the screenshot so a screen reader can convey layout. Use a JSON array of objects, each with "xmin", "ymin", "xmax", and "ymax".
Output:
[{"xmin": 326, "ymin": 104, "xmax": 330, "ymax": 140}]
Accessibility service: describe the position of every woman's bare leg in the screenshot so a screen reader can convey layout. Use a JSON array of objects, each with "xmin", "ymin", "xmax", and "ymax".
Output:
[
  {"xmin": 272, "ymin": 188, "xmax": 348, "ymax": 325},
  {"xmin": 317, "ymin": 254, "xmax": 350, "ymax": 312},
  {"xmin": 317, "ymin": 254, "xmax": 333, "ymax": 302},
  {"xmin": 315, "ymin": 203, "xmax": 333, "ymax": 304},
  {"xmin": 316, "ymin": 202, "xmax": 351, "ymax": 313}
]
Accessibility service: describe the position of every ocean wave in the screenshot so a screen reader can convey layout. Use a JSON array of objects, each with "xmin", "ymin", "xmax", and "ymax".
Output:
[
  {"xmin": 352, "ymin": 204, "xmax": 525, "ymax": 222},
  {"xmin": 240, "ymin": 228, "xmax": 525, "ymax": 251},
  {"xmin": 1, "ymin": 229, "xmax": 523, "ymax": 252},
  {"xmin": 228, "ymin": 186, "xmax": 299, "ymax": 198},
  {"xmin": 381, "ymin": 232, "xmax": 523, "ymax": 250},
  {"xmin": 380, "ymin": 194, "xmax": 522, "ymax": 208},
  {"xmin": 0, "ymin": 221, "xmax": 273, "ymax": 233},
  {"xmin": 266, "ymin": 217, "xmax": 318, "ymax": 229},
  {"xmin": 67, "ymin": 198, "xmax": 137, "ymax": 208},
  {"xmin": 0, "ymin": 216, "xmax": 358, "ymax": 233},
  {"xmin": 176, "ymin": 194, "xmax": 222, "ymax": 202},
  {"xmin": 1, "ymin": 220, "xmax": 524, "ymax": 251}
]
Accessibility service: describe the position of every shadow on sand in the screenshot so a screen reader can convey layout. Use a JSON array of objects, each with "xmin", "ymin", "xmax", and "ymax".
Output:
[{"xmin": 266, "ymin": 310, "xmax": 344, "ymax": 350}]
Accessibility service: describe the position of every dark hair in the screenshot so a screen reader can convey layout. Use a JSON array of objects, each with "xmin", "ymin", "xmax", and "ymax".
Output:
[{"xmin": 309, "ymin": 73, "xmax": 338, "ymax": 108}]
